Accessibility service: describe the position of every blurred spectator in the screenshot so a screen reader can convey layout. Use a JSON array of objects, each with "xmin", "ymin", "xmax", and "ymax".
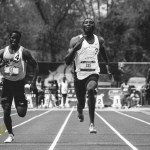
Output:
[
  {"xmin": 36, "ymin": 76, "xmax": 44, "ymax": 107},
  {"xmin": 24, "ymin": 80, "xmax": 31, "ymax": 94},
  {"xmin": 146, "ymin": 68, "xmax": 150, "ymax": 105},
  {"xmin": 129, "ymin": 90, "xmax": 141, "ymax": 107},
  {"xmin": 60, "ymin": 77, "xmax": 68, "ymax": 107},
  {"xmin": 141, "ymin": 85, "xmax": 146, "ymax": 105},
  {"xmin": 121, "ymin": 80, "xmax": 130, "ymax": 108},
  {"xmin": 49, "ymin": 80, "xmax": 59, "ymax": 106}
]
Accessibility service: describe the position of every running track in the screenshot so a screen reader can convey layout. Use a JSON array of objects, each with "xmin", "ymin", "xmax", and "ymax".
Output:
[{"xmin": 0, "ymin": 106, "xmax": 150, "ymax": 150}]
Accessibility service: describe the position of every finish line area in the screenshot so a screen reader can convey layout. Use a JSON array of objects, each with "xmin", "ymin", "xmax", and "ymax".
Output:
[{"xmin": 0, "ymin": 106, "xmax": 150, "ymax": 150}]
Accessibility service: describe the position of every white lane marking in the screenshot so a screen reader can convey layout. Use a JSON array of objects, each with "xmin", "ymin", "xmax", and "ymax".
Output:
[
  {"xmin": 96, "ymin": 112, "xmax": 138, "ymax": 150},
  {"xmin": 48, "ymin": 107, "xmax": 74, "ymax": 150},
  {"xmin": 0, "ymin": 110, "xmax": 53, "ymax": 135},
  {"xmin": 115, "ymin": 111, "xmax": 150, "ymax": 125},
  {"xmin": 0, "ymin": 108, "xmax": 38, "ymax": 119},
  {"xmin": 12, "ymin": 110, "xmax": 53, "ymax": 129},
  {"xmin": 141, "ymin": 111, "xmax": 150, "ymax": 115}
]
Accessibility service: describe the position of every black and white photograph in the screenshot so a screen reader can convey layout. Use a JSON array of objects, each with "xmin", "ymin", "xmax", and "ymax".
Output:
[{"xmin": 0, "ymin": 0, "xmax": 150, "ymax": 149}]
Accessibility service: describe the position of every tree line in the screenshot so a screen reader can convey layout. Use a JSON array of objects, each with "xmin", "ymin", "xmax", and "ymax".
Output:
[{"xmin": 0, "ymin": 0, "xmax": 150, "ymax": 63}]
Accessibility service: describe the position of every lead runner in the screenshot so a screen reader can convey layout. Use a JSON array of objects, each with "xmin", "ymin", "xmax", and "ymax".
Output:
[{"xmin": 65, "ymin": 18, "xmax": 109, "ymax": 133}]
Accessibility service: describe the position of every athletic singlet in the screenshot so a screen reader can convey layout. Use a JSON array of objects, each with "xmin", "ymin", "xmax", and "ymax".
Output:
[
  {"xmin": 36, "ymin": 81, "xmax": 42, "ymax": 91},
  {"xmin": 60, "ymin": 81, "xmax": 68, "ymax": 94},
  {"xmin": 74, "ymin": 34, "xmax": 100, "ymax": 80},
  {"xmin": 1, "ymin": 46, "xmax": 27, "ymax": 81},
  {"xmin": 121, "ymin": 83, "xmax": 130, "ymax": 94}
]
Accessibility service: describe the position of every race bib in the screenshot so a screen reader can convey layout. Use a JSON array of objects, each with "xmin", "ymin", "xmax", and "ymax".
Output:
[
  {"xmin": 123, "ymin": 88, "xmax": 128, "ymax": 92},
  {"xmin": 80, "ymin": 61, "xmax": 96, "ymax": 71},
  {"xmin": 4, "ymin": 66, "xmax": 19, "ymax": 75}
]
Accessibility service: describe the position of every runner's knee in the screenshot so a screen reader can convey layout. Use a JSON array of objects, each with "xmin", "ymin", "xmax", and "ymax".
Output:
[
  {"xmin": 86, "ymin": 80, "xmax": 97, "ymax": 93},
  {"xmin": 17, "ymin": 100, "xmax": 28, "ymax": 117},
  {"xmin": 17, "ymin": 106, "xmax": 27, "ymax": 117},
  {"xmin": 87, "ymin": 88, "xmax": 95, "ymax": 95}
]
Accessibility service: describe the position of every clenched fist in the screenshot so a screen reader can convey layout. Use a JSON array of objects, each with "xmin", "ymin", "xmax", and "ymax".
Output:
[{"xmin": 73, "ymin": 36, "xmax": 85, "ymax": 51}]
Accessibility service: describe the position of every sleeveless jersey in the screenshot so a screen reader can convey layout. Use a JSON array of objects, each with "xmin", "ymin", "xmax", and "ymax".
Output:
[
  {"xmin": 121, "ymin": 83, "xmax": 130, "ymax": 95},
  {"xmin": 121, "ymin": 83, "xmax": 130, "ymax": 92},
  {"xmin": 1, "ymin": 46, "xmax": 27, "ymax": 81},
  {"xmin": 60, "ymin": 81, "xmax": 68, "ymax": 94},
  {"xmin": 36, "ymin": 81, "xmax": 42, "ymax": 91},
  {"xmin": 74, "ymin": 34, "xmax": 100, "ymax": 80}
]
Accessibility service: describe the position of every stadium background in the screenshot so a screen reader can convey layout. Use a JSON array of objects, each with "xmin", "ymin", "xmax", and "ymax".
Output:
[{"xmin": 20, "ymin": 62, "xmax": 150, "ymax": 108}]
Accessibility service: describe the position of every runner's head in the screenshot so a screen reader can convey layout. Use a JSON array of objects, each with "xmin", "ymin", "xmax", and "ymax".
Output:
[
  {"xmin": 63, "ymin": 76, "xmax": 66, "ymax": 82},
  {"xmin": 9, "ymin": 30, "xmax": 21, "ymax": 48},
  {"xmin": 82, "ymin": 18, "xmax": 95, "ymax": 34}
]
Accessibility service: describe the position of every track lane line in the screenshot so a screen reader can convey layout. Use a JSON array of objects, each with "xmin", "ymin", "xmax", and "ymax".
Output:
[
  {"xmin": 48, "ymin": 107, "xmax": 74, "ymax": 150},
  {"xmin": 0, "ymin": 109, "xmax": 53, "ymax": 136},
  {"xmin": 114, "ymin": 111, "xmax": 150, "ymax": 125},
  {"xmin": 0, "ymin": 108, "xmax": 40, "ymax": 119},
  {"xmin": 96, "ymin": 112, "xmax": 138, "ymax": 150},
  {"xmin": 12, "ymin": 109, "xmax": 53, "ymax": 129}
]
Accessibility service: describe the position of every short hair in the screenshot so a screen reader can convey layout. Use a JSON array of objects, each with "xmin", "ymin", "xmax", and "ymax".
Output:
[
  {"xmin": 9, "ymin": 30, "xmax": 21, "ymax": 39},
  {"xmin": 82, "ymin": 18, "xmax": 95, "ymax": 25}
]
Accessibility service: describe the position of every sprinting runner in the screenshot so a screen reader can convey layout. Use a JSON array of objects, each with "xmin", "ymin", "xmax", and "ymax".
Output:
[
  {"xmin": 65, "ymin": 18, "xmax": 109, "ymax": 133},
  {"xmin": 0, "ymin": 30, "xmax": 39, "ymax": 143}
]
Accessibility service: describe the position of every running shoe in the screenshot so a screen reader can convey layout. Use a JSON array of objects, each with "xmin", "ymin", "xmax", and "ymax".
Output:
[
  {"xmin": 4, "ymin": 134, "xmax": 14, "ymax": 143},
  {"xmin": 89, "ymin": 123, "xmax": 97, "ymax": 134},
  {"xmin": 78, "ymin": 112, "xmax": 84, "ymax": 122}
]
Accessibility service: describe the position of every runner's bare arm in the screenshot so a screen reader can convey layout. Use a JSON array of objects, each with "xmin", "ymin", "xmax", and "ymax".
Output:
[
  {"xmin": 98, "ymin": 36, "xmax": 110, "ymax": 73},
  {"xmin": 22, "ymin": 49, "xmax": 39, "ymax": 83},
  {"xmin": 0, "ymin": 49, "xmax": 7, "ymax": 67},
  {"xmin": 98, "ymin": 37, "xmax": 109, "ymax": 64},
  {"xmin": 65, "ymin": 35, "xmax": 84, "ymax": 65}
]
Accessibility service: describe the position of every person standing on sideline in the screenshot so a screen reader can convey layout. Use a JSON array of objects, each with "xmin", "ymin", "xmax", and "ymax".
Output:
[
  {"xmin": 0, "ymin": 30, "xmax": 39, "ymax": 143},
  {"xmin": 146, "ymin": 68, "xmax": 150, "ymax": 105},
  {"xmin": 121, "ymin": 80, "xmax": 130, "ymax": 108},
  {"xmin": 60, "ymin": 76, "xmax": 68, "ymax": 107},
  {"xmin": 130, "ymin": 90, "xmax": 141, "ymax": 107},
  {"xmin": 36, "ymin": 76, "xmax": 44, "ymax": 107},
  {"xmin": 65, "ymin": 18, "xmax": 109, "ymax": 133}
]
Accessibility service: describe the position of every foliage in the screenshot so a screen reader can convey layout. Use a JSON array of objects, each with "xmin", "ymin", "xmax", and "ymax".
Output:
[
  {"xmin": 0, "ymin": 0, "xmax": 150, "ymax": 63},
  {"xmin": 100, "ymin": 0, "xmax": 150, "ymax": 62}
]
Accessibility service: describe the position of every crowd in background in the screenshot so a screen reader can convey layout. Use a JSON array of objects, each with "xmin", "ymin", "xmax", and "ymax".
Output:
[
  {"xmin": 0, "ymin": 74, "xmax": 149, "ymax": 109},
  {"xmin": 24, "ymin": 76, "xmax": 69, "ymax": 108}
]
